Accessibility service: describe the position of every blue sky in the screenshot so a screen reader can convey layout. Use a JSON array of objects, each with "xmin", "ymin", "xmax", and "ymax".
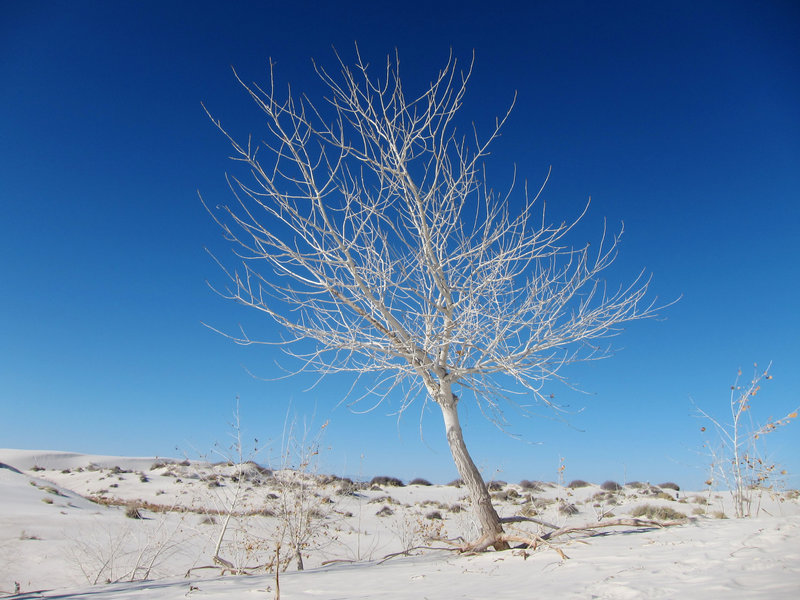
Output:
[{"xmin": 1, "ymin": 1, "xmax": 798, "ymax": 490}]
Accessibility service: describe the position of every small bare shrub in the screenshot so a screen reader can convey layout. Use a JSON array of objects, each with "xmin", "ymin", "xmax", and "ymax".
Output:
[
  {"xmin": 696, "ymin": 363, "xmax": 797, "ymax": 517},
  {"xmin": 125, "ymin": 505, "xmax": 143, "ymax": 520},
  {"xmin": 409, "ymin": 478, "xmax": 432, "ymax": 486},
  {"xmin": 375, "ymin": 506, "xmax": 394, "ymax": 517},
  {"xmin": 568, "ymin": 479, "xmax": 590, "ymax": 489},
  {"xmin": 425, "ymin": 511, "xmax": 443, "ymax": 520},
  {"xmin": 600, "ymin": 480, "xmax": 622, "ymax": 491},
  {"xmin": 558, "ymin": 502, "xmax": 579, "ymax": 515},
  {"xmin": 370, "ymin": 476, "xmax": 404, "ymax": 487},
  {"xmin": 519, "ymin": 480, "xmax": 544, "ymax": 492},
  {"xmin": 447, "ymin": 479, "xmax": 463, "ymax": 487},
  {"xmin": 658, "ymin": 482, "xmax": 680, "ymax": 491},
  {"xmin": 487, "ymin": 480, "xmax": 506, "ymax": 491}
]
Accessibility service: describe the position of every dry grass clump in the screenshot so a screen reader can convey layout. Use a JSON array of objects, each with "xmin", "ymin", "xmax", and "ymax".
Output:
[
  {"xmin": 558, "ymin": 502, "xmax": 579, "ymax": 516},
  {"xmin": 368, "ymin": 495, "xmax": 399, "ymax": 505},
  {"xmin": 654, "ymin": 491, "xmax": 676, "ymax": 501},
  {"xmin": 487, "ymin": 480, "xmax": 506, "ymax": 491},
  {"xmin": 446, "ymin": 478, "xmax": 463, "ymax": 487},
  {"xmin": 626, "ymin": 481, "xmax": 646, "ymax": 489},
  {"xmin": 600, "ymin": 480, "xmax": 622, "ymax": 491},
  {"xmin": 425, "ymin": 511, "xmax": 443, "ymax": 520},
  {"xmin": 567, "ymin": 479, "xmax": 590, "ymax": 489},
  {"xmin": 124, "ymin": 505, "xmax": 143, "ymax": 520},
  {"xmin": 630, "ymin": 504, "xmax": 686, "ymax": 520},
  {"xmin": 657, "ymin": 482, "xmax": 680, "ymax": 491},
  {"xmin": 375, "ymin": 506, "xmax": 394, "ymax": 517}
]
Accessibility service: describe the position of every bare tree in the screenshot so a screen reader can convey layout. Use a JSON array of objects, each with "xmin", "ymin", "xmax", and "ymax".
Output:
[{"xmin": 203, "ymin": 49, "xmax": 658, "ymax": 551}]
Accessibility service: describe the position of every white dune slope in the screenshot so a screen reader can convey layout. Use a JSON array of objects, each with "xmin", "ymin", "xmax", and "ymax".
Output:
[{"xmin": 1, "ymin": 449, "xmax": 798, "ymax": 599}]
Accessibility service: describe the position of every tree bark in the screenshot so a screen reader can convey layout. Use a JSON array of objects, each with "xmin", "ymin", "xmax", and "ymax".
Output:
[{"xmin": 439, "ymin": 394, "xmax": 510, "ymax": 550}]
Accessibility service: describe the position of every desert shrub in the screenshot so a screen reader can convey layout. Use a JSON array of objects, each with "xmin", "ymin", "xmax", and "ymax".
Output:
[
  {"xmin": 690, "ymin": 495, "xmax": 708, "ymax": 505},
  {"xmin": 447, "ymin": 478, "xmax": 463, "ymax": 487},
  {"xmin": 336, "ymin": 484, "xmax": 358, "ymax": 496},
  {"xmin": 487, "ymin": 480, "xmax": 506, "ymax": 491},
  {"xmin": 626, "ymin": 481, "xmax": 645, "ymax": 489},
  {"xmin": 425, "ymin": 511, "xmax": 443, "ymax": 520},
  {"xmin": 712, "ymin": 511, "xmax": 727, "ymax": 519},
  {"xmin": 125, "ymin": 505, "xmax": 143, "ymax": 520},
  {"xmin": 491, "ymin": 491, "xmax": 509, "ymax": 501},
  {"xmin": 370, "ymin": 475, "xmax": 404, "ymax": 487},
  {"xmin": 449, "ymin": 503, "xmax": 464, "ymax": 513},
  {"xmin": 31, "ymin": 465, "xmax": 45, "ymax": 472},
  {"xmin": 375, "ymin": 506, "xmax": 394, "ymax": 517},
  {"xmin": 601, "ymin": 480, "xmax": 622, "ymax": 491},
  {"xmin": 111, "ymin": 466, "xmax": 130, "ymax": 474},
  {"xmin": 41, "ymin": 497, "xmax": 53, "ymax": 504},
  {"xmin": 61, "ymin": 468, "xmax": 71, "ymax": 474},
  {"xmin": 519, "ymin": 504, "xmax": 538, "ymax": 517},
  {"xmin": 630, "ymin": 504, "xmax": 686, "ymax": 520},
  {"xmin": 568, "ymin": 479, "xmax": 590, "ymax": 489},
  {"xmin": 519, "ymin": 480, "xmax": 544, "ymax": 492},
  {"xmin": 691, "ymin": 507, "xmax": 706, "ymax": 516},
  {"xmin": 558, "ymin": 502, "xmax": 579, "ymax": 515},
  {"xmin": 658, "ymin": 482, "xmax": 680, "ymax": 491},
  {"xmin": 139, "ymin": 473, "xmax": 149, "ymax": 483},
  {"xmin": 409, "ymin": 478, "xmax": 432, "ymax": 486},
  {"xmin": 654, "ymin": 491, "xmax": 675, "ymax": 501}
]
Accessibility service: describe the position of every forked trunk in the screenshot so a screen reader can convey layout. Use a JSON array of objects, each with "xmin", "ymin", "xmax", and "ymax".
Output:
[{"xmin": 439, "ymin": 395, "xmax": 509, "ymax": 550}]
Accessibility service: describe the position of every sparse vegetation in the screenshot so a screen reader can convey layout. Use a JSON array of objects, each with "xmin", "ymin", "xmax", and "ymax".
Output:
[
  {"xmin": 601, "ymin": 480, "xmax": 622, "ymax": 491},
  {"xmin": 558, "ymin": 502, "xmax": 579, "ymax": 516},
  {"xmin": 568, "ymin": 480, "xmax": 590, "ymax": 489},
  {"xmin": 630, "ymin": 504, "xmax": 686, "ymax": 521},
  {"xmin": 370, "ymin": 476, "xmax": 404, "ymax": 487},
  {"xmin": 125, "ymin": 505, "xmax": 143, "ymax": 520},
  {"xmin": 409, "ymin": 478, "xmax": 432, "ymax": 486},
  {"xmin": 696, "ymin": 363, "xmax": 797, "ymax": 518}
]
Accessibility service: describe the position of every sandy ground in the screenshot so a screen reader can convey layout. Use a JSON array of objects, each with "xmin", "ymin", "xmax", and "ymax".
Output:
[{"xmin": 2, "ymin": 449, "xmax": 799, "ymax": 599}]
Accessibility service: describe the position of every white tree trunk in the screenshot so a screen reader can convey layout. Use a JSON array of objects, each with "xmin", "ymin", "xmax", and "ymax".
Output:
[{"xmin": 439, "ymin": 395, "xmax": 509, "ymax": 550}]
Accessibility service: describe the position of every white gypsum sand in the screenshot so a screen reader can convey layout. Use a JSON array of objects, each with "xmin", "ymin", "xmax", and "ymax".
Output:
[{"xmin": 1, "ymin": 449, "xmax": 799, "ymax": 599}]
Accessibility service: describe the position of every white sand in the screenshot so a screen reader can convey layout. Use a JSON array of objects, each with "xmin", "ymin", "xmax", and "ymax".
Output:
[{"xmin": 2, "ymin": 449, "xmax": 799, "ymax": 599}]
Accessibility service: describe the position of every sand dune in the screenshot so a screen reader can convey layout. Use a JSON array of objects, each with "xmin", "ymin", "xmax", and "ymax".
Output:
[{"xmin": 1, "ymin": 449, "xmax": 798, "ymax": 599}]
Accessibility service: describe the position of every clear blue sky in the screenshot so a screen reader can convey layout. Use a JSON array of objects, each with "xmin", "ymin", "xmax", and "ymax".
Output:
[{"xmin": 2, "ymin": 1, "xmax": 798, "ymax": 490}]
